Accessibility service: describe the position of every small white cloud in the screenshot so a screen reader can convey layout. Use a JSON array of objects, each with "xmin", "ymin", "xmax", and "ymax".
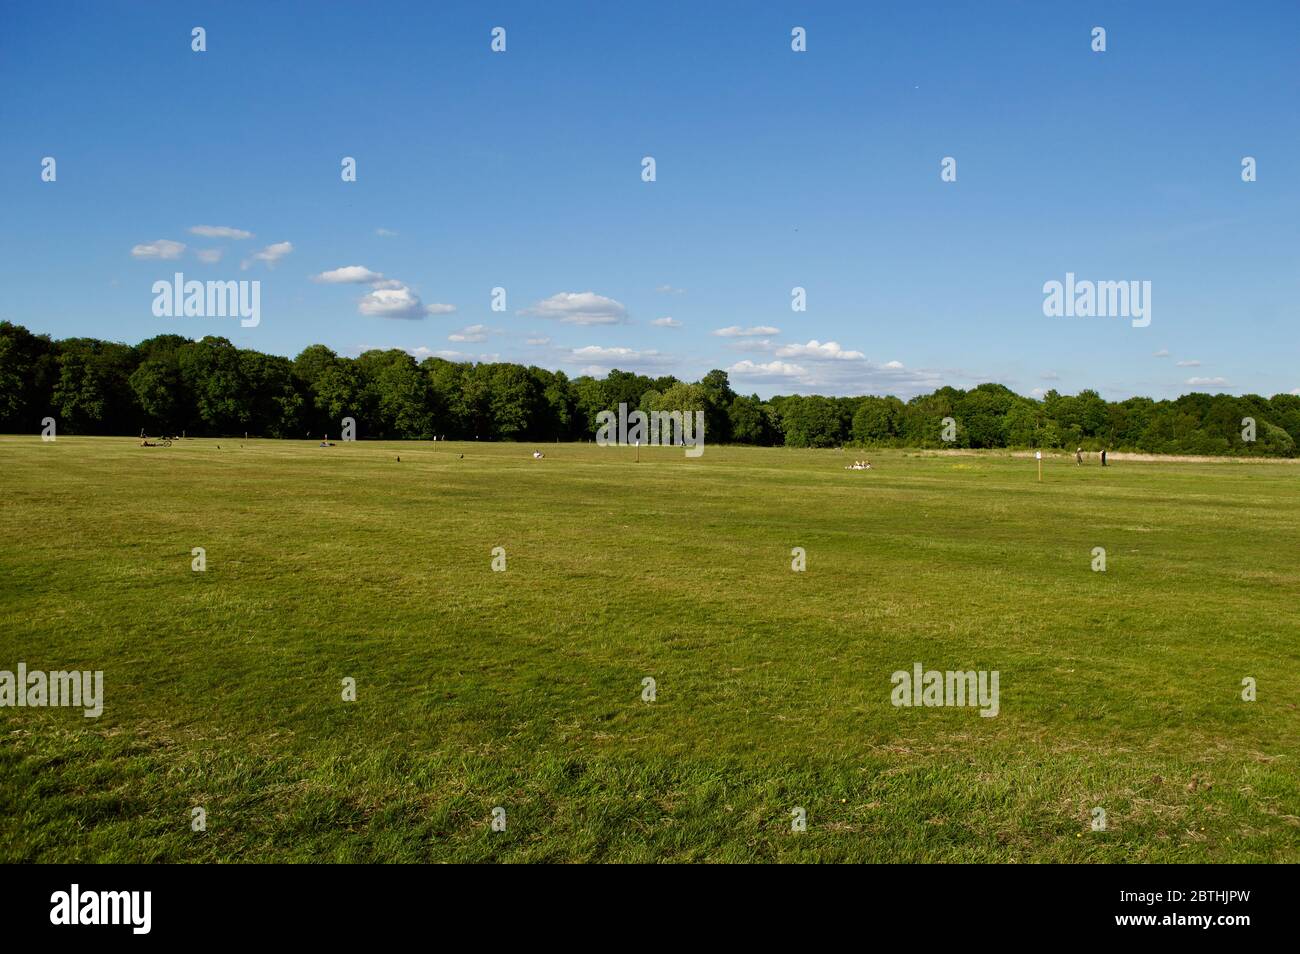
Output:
[
  {"xmin": 189, "ymin": 225, "xmax": 253, "ymax": 240},
  {"xmin": 775, "ymin": 339, "xmax": 865, "ymax": 360},
  {"xmin": 570, "ymin": 345, "xmax": 661, "ymax": 362},
  {"xmin": 407, "ymin": 345, "xmax": 497, "ymax": 362},
  {"xmin": 194, "ymin": 248, "xmax": 223, "ymax": 264},
  {"xmin": 1153, "ymin": 349, "xmax": 1170, "ymax": 358},
  {"xmin": 651, "ymin": 317, "xmax": 681, "ymax": 328},
  {"xmin": 359, "ymin": 284, "xmax": 454, "ymax": 320},
  {"xmin": 884, "ymin": 360, "xmax": 905, "ymax": 370},
  {"xmin": 1186, "ymin": 376, "xmax": 1229, "ymax": 387},
  {"xmin": 727, "ymin": 359, "xmax": 807, "ymax": 378},
  {"xmin": 521, "ymin": 291, "xmax": 628, "ymax": 325},
  {"xmin": 526, "ymin": 336, "xmax": 551, "ymax": 346},
  {"xmin": 429, "ymin": 348, "xmax": 498, "ymax": 362},
  {"xmin": 1175, "ymin": 359, "xmax": 1201, "ymax": 367},
  {"xmin": 714, "ymin": 325, "xmax": 781, "ymax": 337},
  {"xmin": 131, "ymin": 239, "xmax": 186, "ymax": 260},
  {"xmin": 656, "ymin": 284, "xmax": 686, "ymax": 294},
  {"xmin": 375, "ymin": 228, "xmax": 398, "ymax": 237},
  {"xmin": 449, "ymin": 324, "xmax": 491, "ymax": 343},
  {"xmin": 314, "ymin": 265, "xmax": 386, "ymax": 284},
  {"xmin": 242, "ymin": 241, "xmax": 293, "ymax": 269}
]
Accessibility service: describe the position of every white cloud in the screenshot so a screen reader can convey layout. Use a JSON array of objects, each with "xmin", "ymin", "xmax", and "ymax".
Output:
[
  {"xmin": 314, "ymin": 265, "xmax": 387, "ymax": 284},
  {"xmin": 131, "ymin": 239, "xmax": 186, "ymax": 260},
  {"xmin": 241, "ymin": 241, "xmax": 293, "ymax": 269},
  {"xmin": 1186, "ymin": 376, "xmax": 1229, "ymax": 387},
  {"xmin": 729, "ymin": 346, "xmax": 943, "ymax": 397},
  {"xmin": 359, "ymin": 285, "xmax": 455, "ymax": 320},
  {"xmin": 1153, "ymin": 349, "xmax": 1170, "ymax": 358},
  {"xmin": 774, "ymin": 339, "xmax": 865, "ymax": 360},
  {"xmin": 526, "ymin": 336, "xmax": 551, "ymax": 346},
  {"xmin": 189, "ymin": 225, "xmax": 253, "ymax": 240},
  {"xmin": 651, "ymin": 317, "xmax": 681, "ymax": 328},
  {"xmin": 563, "ymin": 345, "xmax": 672, "ymax": 376},
  {"xmin": 714, "ymin": 325, "xmax": 781, "ymax": 337},
  {"xmin": 194, "ymin": 248, "xmax": 223, "ymax": 264},
  {"xmin": 410, "ymin": 347, "xmax": 499, "ymax": 363},
  {"xmin": 1290, "ymin": 388, "xmax": 1300, "ymax": 396},
  {"xmin": 521, "ymin": 291, "xmax": 627, "ymax": 325},
  {"xmin": 656, "ymin": 284, "xmax": 686, "ymax": 295},
  {"xmin": 727, "ymin": 359, "xmax": 807, "ymax": 378},
  {"xmin": 1175, "ymin": 359, "xmax": 1201, "ymax": 367},
  {"xmin": 570, "ymin": 345, "xmax": 662, "ymax": 362},
  {"xmin": 375, "ymin": 228, "xmax": 398, "ymax": 237},
  {"xmin": 449, "ymin": 324, "xmax": 491, "ymax": 343}
]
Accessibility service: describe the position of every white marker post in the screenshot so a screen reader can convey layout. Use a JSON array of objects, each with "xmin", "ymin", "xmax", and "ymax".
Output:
[
  {"xmin": 635, "ymin": 439, "xmax": 640, "ymax": 464},
  {"xmin": 1036, "ymin": 450, "xmax": 1042, "ymax": 482}
]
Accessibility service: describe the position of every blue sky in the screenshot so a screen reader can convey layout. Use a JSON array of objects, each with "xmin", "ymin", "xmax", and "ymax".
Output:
[{"xmin": 2, "ymin": 1, "xmax": 1297, "ymax": 399}]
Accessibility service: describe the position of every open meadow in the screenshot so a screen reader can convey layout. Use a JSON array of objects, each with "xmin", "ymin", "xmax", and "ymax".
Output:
[{"xmin": 1, "ymin": 436, "xmax": 1297, "ymax": 862}]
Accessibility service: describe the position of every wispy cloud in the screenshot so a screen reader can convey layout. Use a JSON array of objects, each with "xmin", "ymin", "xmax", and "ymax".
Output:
[
  {"xmin": 650, "ymin": 316, "xmax": 681, "ymax": 328},
  {"xmin": 194, "ymin": 248, "xmax": 223, "ymax": 264},
  {"xmin": 714, "ymin": 325, "xmax": 780, "ymax": 337},
  {"xmin": 241, "ymin": 241, "xmax": 293, "ymax": 269},
  {"xmin": 1175, "ymin": 359, "xmax": 1201, "ymax": 367},
  {"xmin": 448, "ymin": 324, "xmax": 492, "ymax": 343},
  {"xmin": 1186, "ymin": 376, "xmax": 1229, "ymax": 387},
  {"xmin": 131, "ymin": 239, "xmax": 186, "ymax": 260},
  {"xmin": 410, "ymin": 346, "xmax": 498, "ymax": 363},
  {"xmin": 189, "ymin": 225, "xmax": 253, "ymax": 240}
]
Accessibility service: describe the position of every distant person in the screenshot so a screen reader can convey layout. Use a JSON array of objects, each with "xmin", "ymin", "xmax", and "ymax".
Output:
[
  {"xmin": 1075, "ymin": 447, "xmax": 1083, "ymax": 466},
  {"xmin": 1101, "ymin": 449, "xmax": 1107, "ymax": 467}
]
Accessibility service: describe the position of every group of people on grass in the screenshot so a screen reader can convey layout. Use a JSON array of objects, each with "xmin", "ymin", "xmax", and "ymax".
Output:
[{"xmin": 1075, "ymin": 447, "xmax": 1108, "ymax": 466}]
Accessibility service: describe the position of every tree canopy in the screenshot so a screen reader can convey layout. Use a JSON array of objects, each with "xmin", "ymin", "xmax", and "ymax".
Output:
[{"xmin": 2, "ymin": 322, "xmax": 1294, "ymax": 456}]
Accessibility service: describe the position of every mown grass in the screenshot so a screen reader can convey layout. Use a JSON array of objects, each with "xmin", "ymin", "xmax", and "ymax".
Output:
[{"xmin": 0, "ymin": 436, "xmax": 1296, "ymax": 862}]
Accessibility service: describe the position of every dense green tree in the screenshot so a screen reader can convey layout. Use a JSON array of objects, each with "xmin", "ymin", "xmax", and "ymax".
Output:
[{"xmin": 0, "ymin": 322, "xmax": 1290, "ymax": 457}]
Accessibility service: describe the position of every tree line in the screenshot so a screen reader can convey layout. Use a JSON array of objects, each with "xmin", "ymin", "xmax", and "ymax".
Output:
[{"xmin": 2, "ymin": 321, "xmax": 1296, "ymax": 456}]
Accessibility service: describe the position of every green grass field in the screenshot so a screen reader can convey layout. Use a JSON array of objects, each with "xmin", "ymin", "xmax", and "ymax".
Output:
[{"xmin": 1, "ymin": 436, "xmax": 1297, "ymax": 862}]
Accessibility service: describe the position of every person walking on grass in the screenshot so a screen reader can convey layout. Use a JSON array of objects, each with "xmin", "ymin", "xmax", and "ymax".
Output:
[
  {"xmin": 1101, "ymin": 448, "xmax": 1107, "ymax": 467},
  {"xmin": 1076, "ymin": 447, "xmax": 1083, "ymax": 466}
]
